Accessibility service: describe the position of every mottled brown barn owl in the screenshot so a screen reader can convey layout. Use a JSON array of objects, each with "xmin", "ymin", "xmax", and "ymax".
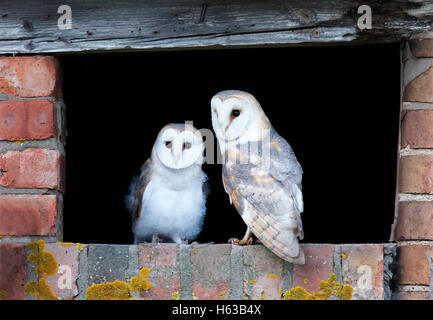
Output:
[
  {"xmin": 211, "ymin": 90, "xmax": 305, "ymax": 264},
  {"xmin": 126, "ymin": 123, "xmax": 209, "ymax": 244}
]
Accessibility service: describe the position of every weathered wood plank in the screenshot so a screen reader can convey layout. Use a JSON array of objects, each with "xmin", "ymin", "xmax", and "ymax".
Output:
[{"xmin": 0, "ymin": 0, "xmax": 432, "ymax": 54}]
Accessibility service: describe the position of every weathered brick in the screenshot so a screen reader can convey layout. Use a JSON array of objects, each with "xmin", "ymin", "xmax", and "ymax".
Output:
[
  {"xmin": 0, "ymin": 243, "xmax": 27, "ymax": 300},
  {"xmin": 395, "ymin": 202, "xmax": 433, "ymax": 241},
  {"xmin": 0, "ymin": 194, "xmax": 58, "ymax": 236},
  {"xmin": 399, "ymin": 155, "xmax": 433, "ymax": 194},
  {"xmin": 43, "ymin": 243, "xmax": 79, "ymax": 300},
  {"xmin": 293, "ymin": 244, "xmax": 334, "ymax": 293},
  {"xmin": 0, "ymin": 100, "xmax": 56, "ymax": 141},
  {"xmin": 242, "ymin": 245, "xmax": 284, "ymax": 300},
  {"xmin": 401, "ymin": 110, "xmax": 433, "ymax": 149},
  {"xmin": 397, "ymin": 246, "xmax": 431, "ymax": 285},
  {"xmin": 0, "ymin": 56, "xmax": 61, "ymax": 98},
  {"xmin": 404, "ymin": 66, "xmax": 433, "ymax": 103},
  {"xmin": 191, "ymin": 244, "xmax": 231, "ymax": 300},
  {"xmin": 87, "ymin": 244, "xmax": 130, "ymax": 285},
  {"xmin": 0, "ymin": 148, "xmax": 65, "ymax": 191},
  {"xmin": 395, "ymin": 291, "xmax": 430, "ymax": 300},
  {"xmin": 410, "ymin": 39, "xmax": 433, "ymax": 58},
  {"xmin": 139, "ymin": 243, "xmax": 179, "ymax": 300},
  {"xmin": 341, "ymin": 244, "xmax": 384, "ymax": 300}
]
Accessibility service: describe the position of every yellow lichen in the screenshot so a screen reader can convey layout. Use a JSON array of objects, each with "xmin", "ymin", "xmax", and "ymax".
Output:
[
  {"xmin": 8, "ymin": 138, "xmax": 26, "ymax": 145},
  {"xmin": 0, "ymin": 290, "xmax": 6, "ymax": 300},
  {"xmin": 146, "ymin": 254, "xmax": 150, "ymax": 259},
  {"xmin": 25, "ymin": 240, "xmax": 58, "ymax": 300},
  {"xmin": 282, "ymin": 274, "xmax": 353, "ymax": 301},
  {"xmin": 76, "ymin": 243, "xmax": 84, "ymax": 252},
  {"xmin": 130, "ymin": 276, "xmax": 152, "ymax": 292},
  {"xmin": 24, "ymin": 278, "xmax": 58, "ymax": 300},
  {"xmin": 279, "ymin": 288, "xmax": 283, "ymax": 295},
  {"xmin": 27, "ymin": 240, "xmax": 58, "ymax": 277},
  {"xmin": 341, "ymin": 253, "xmax": 347, "ymax": 260},
  {"xmin": 279, "ymin": 268, "xmax": 283, "ymax": 273},
  {"xmin": 171, "ymin": 291, "xmax": 180, "ymax": 300},
  {"xmin": 86, "ymin": 280, "xmax": 133, "ymax": 300},
  {"xmin": 304, "ymin": 278, "xmax": 309, "ymax": 284},
  {"xmin": 85, "ymin": 267, "xmax": 151, "ymax": 300},
  {"xmin": 250, "ymin": 280, "xmax": 256, "ymax": 284},
  {"xmin": 57, "ymin": 242, "xmax": 73, "ymax": 247},
  {"xmin": 266, "ymin": 273, "xmax": 277, "ymax": 279},
  {"xmin": 218, "ymin": 290, "xmax": 226, "ymax": 298},
  {"xmin": 139, "ymin": 267, "xmax": 150, "ymax": 278}
]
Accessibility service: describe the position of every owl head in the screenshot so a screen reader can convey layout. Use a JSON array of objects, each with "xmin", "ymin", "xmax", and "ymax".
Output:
[
  {"xmin": 210, "ymin": 90, "xmax": 271, "ymax": 143},
  {"xmin": 152, "ymin": 123, "xmax": 204, "ymax": 169}
]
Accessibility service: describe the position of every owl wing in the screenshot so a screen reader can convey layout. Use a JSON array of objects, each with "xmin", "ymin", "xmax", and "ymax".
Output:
[
  {"xmin": 222, "ymin": 132, "xmax": 304, "ymax": 263},
  {"xmin": 130, "ymin": 159, "xmax": 153, "ymax": 226}
]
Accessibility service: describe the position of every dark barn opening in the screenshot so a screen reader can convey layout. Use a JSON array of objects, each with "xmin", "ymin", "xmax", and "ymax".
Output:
[{"xmin": 61, "ymin": 43, "xmax": 400, "ymax": 245}]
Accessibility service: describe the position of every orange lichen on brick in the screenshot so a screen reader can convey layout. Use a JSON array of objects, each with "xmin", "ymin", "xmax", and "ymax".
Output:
[
  {"xmin": 27, "ymin": 240, "xmax": 58, "ymax": 277},
  {"xmin": 0, "ymin": 290, "xmax": 6, "ymax": 300},
  {"xmin": 86, "ymin": 280, "xmax": 133, "ymax": 300},
  {"xmin": 171, "ymin": 291, "xmax": 180, "ymax": 300},
  {"xmin": 75, "ymin": 243, "xmax": 84, "ymax": 252},
  {"xmin": 250, "ymin": 280, "xmax": 256, "ymax": 284},
  {"xmin": 282, "ymin": 274, "xmax": 353, "ymax": 300},
  {"xmin": 86, "ymin": 267, "xmax": 152, "ymax": 300},
  {"xmin": 57, "ymin": 242, "xmax": 73, "ymax": 247},
  {"xmin": 25, "ymin": 240, "xmax": 59, "ymax": 300},
  {"xmin": 218, "ymin": 290, "xmax": 226, "ymax": 298},
  {"xmin": 24, "ymin": 278, "xmax": 58, "ymax": 300},
  {"xmin": 8, "ymin": 138, "xmax": 26, "ymax": 145},
  {"xmin": 266, "ymin": 273, "xmax": 277, "ymax": 279}
]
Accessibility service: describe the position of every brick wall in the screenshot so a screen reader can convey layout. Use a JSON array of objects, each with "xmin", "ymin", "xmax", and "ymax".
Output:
[
  {"xmin": 0, "ymin": 57, "xmax": 65, "ymax": 244},
  {"xmin": 391, "ymin": 39, "xmax": 433, "ymax": 300},
  {"xmin": 0, "ymin": 242, "xmax": 391, "ymax": 300}
]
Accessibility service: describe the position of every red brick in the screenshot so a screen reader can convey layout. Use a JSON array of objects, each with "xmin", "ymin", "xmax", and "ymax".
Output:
[
  {"xmin": 399, "ymin": 155, "xmax": 433, "ymax": 194},
  {"xmin": 398, "ymin": 246, "xmax": 431, "ymax": 285},
  {"xmin": 0, "ymin": 148, "xmax": 64, "ymax": 191},
  {"xmin": 0, "ymin": 57, "xmax": 61, "ymax": 98},
  {"xmin": 395, "ymin": 291, "xmax": 430, "ymax": 300},
  {"xmin": 293, "ymin": 244, "xmax": 334, "ymax": 293},
  {"xmin": 341, "ymin": 244, "xmax": 384, "ymax": 300},
  {"xmin": 404, "ymin": 66, "xmax": 433, "ymax": 103},
  {"xmin": 191, "ymin": 244, "xmax": 231, "ymax": 300},
  {"xmin": 139, "ymin": 244, "xmax": 180, "ymax": 300},
  {"xmin": 0, "ymin": 194, "xmax": 58, "ymax": 236},
  {"xmin": 395, "ymin": 202, "xmax": 433, "ymax": 240},
  {"xmin": 0, "ymin": 100, "xmax": 56, "ymax": 141},
  {"xmin": 243, "ymin": 245, "xmax": 284, "ymax": 300},
  {"xmin": 44, "ymin": 243, "xmax": 79, "ymax": 300},
  {"xmin": 401, "ymin": 110, "xmax": 433, "ymax": 149},
  {"xmin": 410, "ymin": 39, "xmax": 433, "ymax": 58},
  {"xmin": 0, "ymin": 243, "xmax": 27, "ymax": 300}
]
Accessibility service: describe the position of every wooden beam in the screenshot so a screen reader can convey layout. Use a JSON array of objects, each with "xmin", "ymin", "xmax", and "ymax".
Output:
[{"xmin": 0, "ymin": 0, "xmax": 432, "ymax": 54}]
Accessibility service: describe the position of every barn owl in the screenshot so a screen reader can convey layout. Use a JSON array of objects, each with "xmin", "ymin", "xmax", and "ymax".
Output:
[
  {"xmin": 125, "ymin": 123, "xmax": 209, "ymax": 244},
  {"xmin": 211, "ymin": 90, "xmax": 305, "ymax": 264}
]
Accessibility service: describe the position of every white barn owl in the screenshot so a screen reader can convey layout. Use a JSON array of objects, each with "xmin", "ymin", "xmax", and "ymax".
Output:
[
  {"xmin": 125, "ymin": 123, "xmax": 209, "ymax": 244},
  {"xmin": 211, "ymin": 90, "xmax": 305, "ymax": 264}
]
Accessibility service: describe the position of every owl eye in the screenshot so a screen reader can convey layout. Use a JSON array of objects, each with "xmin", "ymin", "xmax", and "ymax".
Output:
[
  {"xmin": 232, "ymin": 109, "xmax": 241, "ymax": 118},
  {"xmin": 165, "ymin": 141, "xmax": 172, "ymax": 148},
  {"xmin": 183, "ymin": 142, "xmax": 192, "ymax": 150}
]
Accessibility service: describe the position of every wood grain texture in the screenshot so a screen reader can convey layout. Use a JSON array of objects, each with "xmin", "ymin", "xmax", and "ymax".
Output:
[{"xmin": 0, "ymin": 0, "xmax": 432, "ymax": 54}]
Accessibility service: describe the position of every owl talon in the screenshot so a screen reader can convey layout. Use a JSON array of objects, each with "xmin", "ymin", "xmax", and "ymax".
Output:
[{"xmin": 228, "ymin": 237, "xmax": 253, "ymax": 246}]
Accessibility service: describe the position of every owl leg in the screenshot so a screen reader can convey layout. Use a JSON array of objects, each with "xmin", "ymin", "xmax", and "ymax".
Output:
[
  {"xmin": 228, "ymin": 227, "xmax": 253, "ymax": 246},
  {"xmin": 152, "ymin": 234, "xmax": 162, "ymax": 243}
]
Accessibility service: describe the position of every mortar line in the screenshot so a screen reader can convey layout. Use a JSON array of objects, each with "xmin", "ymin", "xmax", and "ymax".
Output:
[
  {"xmin": 178, "ymin": 244, "xmax": 192, "ymax": 300},
  {"xmin": 229, "ymin": 244, "xmax": 244, "ymax": 300}
]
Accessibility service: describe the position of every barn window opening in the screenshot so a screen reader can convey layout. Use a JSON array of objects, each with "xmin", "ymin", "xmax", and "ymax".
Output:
[{"xmin": 60, "ymin": 43, "xmax": 400, "ymax": 245}]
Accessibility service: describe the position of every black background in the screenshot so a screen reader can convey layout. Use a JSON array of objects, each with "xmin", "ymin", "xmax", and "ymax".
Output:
[{"xmin": 60, "ymin": 42, "xmax": 400, "ymax": 245}]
